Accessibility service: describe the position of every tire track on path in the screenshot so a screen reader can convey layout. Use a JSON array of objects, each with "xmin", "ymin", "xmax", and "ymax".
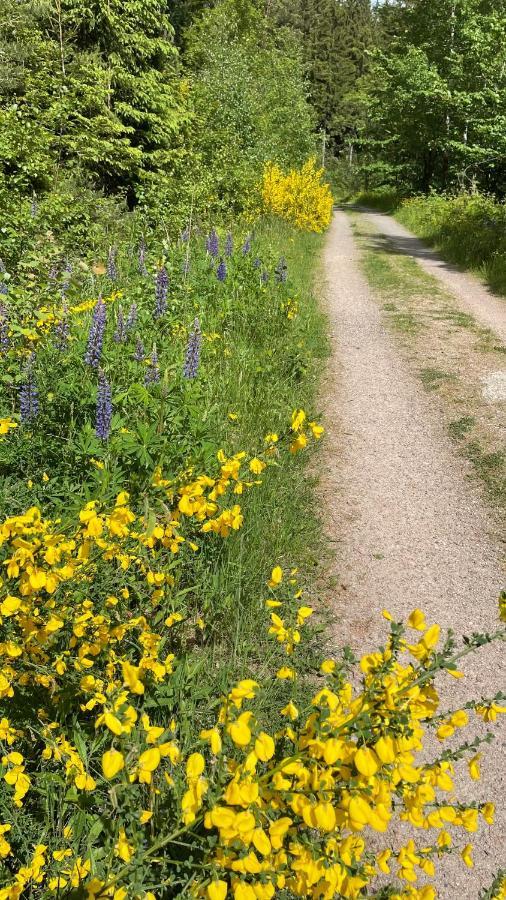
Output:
[
  {"xmin": 356, "ymin": 206, "xmax": 506, "ymax": 344},
  {"xmin": 321, "ymin": 210, "xmax": 505, "ymax": 898}
]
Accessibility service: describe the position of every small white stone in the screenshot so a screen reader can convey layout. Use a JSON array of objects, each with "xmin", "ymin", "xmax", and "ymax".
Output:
[{"xmin": 481, "ymin": 370, "xmax": 506, "ymax": 402}]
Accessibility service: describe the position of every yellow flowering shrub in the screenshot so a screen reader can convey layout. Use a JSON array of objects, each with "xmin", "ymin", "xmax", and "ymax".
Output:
[
  {"xmin": 262, "ymin": 159, "xmax": 334, "ymax": 233},
  {"xmin": 0, "ymin": 479, "xmax": 504, "ymax": 900}
]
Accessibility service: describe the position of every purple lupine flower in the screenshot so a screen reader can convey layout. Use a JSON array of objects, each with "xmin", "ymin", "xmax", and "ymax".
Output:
[
  {"xmin": 19, "ymin": 355, "xmax": 39, "ymax": 424},
  {"xmin": 242, "ymin": 234, "xmax": 252, "ymax": 255},
  {"xmin": 275, "ymin": 257, "xmax": 288, "ymax": 284},
  {"xmin": 145, "ymin": 345, "xmax": 160, "ymax": 385},
  {"xmin": 0, "ymin": 302, "xmax": 9, "ymax": 351},
  {"xmin": 126, "ymin": 302, "xmax": 137, "ymax": 333},
  {"xmin": 261, "ymin": 269, "xmax": 269, "ymax": 285},
  {"xmin": 155, "ymin": 266, "xmax": 169, "ymax": 318},
  {"xmin": 95, "ymin": 369, "xmax": 112, "ymax": 441},
  {"xmin": 113, "ymin": 305, "xmax": 126, "ymax": 343},
  {"xmin": 253, "ymin": 257, "xmax": 261, "ymax": 269},
  {"xmin": 138, "ymin": 239, "xmax": 147, "ymax": 276},
  {"xmin": 54, "ymin": 303, "xmax": 69, "ymax": 351},
  {"xmin": 134, "ymin": 335, "xmax": 145, "ymax": 362},
  {"xmin": 216, "ymin": 258, "xmax": 227, "ymax": 282},
  {"xmin": 0, "ymin": 258, "xmax": 7, "ymax": 296},
  {"xmin": 61, "ymin": 259, "xmax": 72, "ymax": 297},
  {"xmin": 84, "ymin": 296, "xmax": 107, "ymax": 368},
  {"xmin": 181, "ymin": 226, "xmax": 190, "ymax": 243},
  {"xmin": 225, "ymin": 233, "xmax": 233, "ymax": 257},
  {"xmin": 183, "ymin": 318, "xmax": 202, "ymax": 380},
  {"xmin": 107, "ymin": 247, "xmax": 118, "ymax": 281},
  {"xmin": 206, "ymin": 229, "xmax": 219, "ymax": 259}
]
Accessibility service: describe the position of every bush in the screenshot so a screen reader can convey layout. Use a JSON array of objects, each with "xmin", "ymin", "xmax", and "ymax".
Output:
[{"xmin": 262, "ymin": 159, "xmax": 334, "ymax": 233}]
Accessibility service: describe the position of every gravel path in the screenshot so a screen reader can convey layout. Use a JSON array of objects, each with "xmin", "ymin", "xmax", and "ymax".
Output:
[
  {"xmin": 321, "ymin": 210, "xmax": 505, "ymax": 898},
  {"xmin": 357, "ymin": 207, "xmax": 506, "ymax": 344}
]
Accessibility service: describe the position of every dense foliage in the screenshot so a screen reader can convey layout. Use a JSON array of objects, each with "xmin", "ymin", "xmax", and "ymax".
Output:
[{"xmin": 361, "ymin": 0, "xmax": 506, "ymax": 194}]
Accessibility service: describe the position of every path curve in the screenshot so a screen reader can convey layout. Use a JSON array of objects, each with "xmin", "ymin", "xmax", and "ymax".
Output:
[
  {"xmin": 355, "ymin": 206, "xmax": 506, "ymax": 344},
  {"xmin": 321, "ymin": 210, "xmax": 505, "ymax": 898}
]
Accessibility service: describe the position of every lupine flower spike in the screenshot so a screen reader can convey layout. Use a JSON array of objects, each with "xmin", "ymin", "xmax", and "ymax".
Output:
[
  {"xmin": 19, "ymin": 355, "xmax": 39, "ymax": 424},
  {"xmin": 145, "ymin": 345, "xmax": 160, "ymax": 385},
  {"xmin": 275, "ymin": 256, "xmax": 288, "ymax": 284},
  {"xmin": 85, "ymin": 296, "xmax": 107, "ymax": 368},
  {"xmin": 134, "ymin": 335, "xmax": 145, "ymax": 362},
  {"xmin": 114, "ymin": 306, "xmax": 126, "ymax": 343},
  {"xmin": 225, "ymin": 232, "xmax": 233, "ymax": 257},
  {"xmin": 126, "ymin": 302, "xmax": 137, "ymax": 333},
  {"xmin": 216, "ymin": 258, "xmax": 227, "ymax": 282},
  {"xmin": 107, "ymin": 247, "xmax": 118, "ymax": 281},
  {"xmin": 155, "ymin": 266, "xmax": 169, "ymax": 319},
  {"xmin": 0, "ymin": 258, "xmax": 8, "ymax": 296},
  {"xmin": 242, "ymin": 234, "xmax": 252, "ymax": 255},
  {"xmin": 183, "ymin": 318, "xmax": 202, "ymax": 379},
  {"xmin": 95, "ymin": 369, "xmax": 112, "ymax": 441},
  {"xmin": 0, "ymin": 302, "xmax": 9, "ymax": 351},
  {"xmin": 206, "ymin": 229, "xmax": 219, "ymax": 259}
]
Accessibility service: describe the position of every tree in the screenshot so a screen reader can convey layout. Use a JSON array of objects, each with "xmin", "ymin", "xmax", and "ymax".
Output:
[{"xmin": 364, "ymin": 0, "xmax": 506, "ymax": 193}]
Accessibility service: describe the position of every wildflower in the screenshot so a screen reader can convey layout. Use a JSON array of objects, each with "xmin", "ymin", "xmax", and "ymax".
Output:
[
  {"xmin": 0, "ymin": 302, "xmax": 9, "ymax": 351},
  {"xmin": 182, "ymin": 256, "xmax": 191, "ymax": 276},
  {"xmin": 84, "ymin": 297, "xmax": 106, "ymax": 368},
  {"xmin": 216, "ymin": 258, "xmax": 227, "ymax": 282},
  {"xmin": 138, "ymin": 238, "xmax": 147, "ymax": 275},
  {"xmin": 0, "ymin": 417, "xmax": 17, "ymax": 436},
  {"xmin": 107, "ymin": 247, "xmax": 118, "ymax": 281},
  {"xmin": 134, "ymin": 335, "xmax": 145, "ymax": 362},
  {"xmin": 261, "ymin": 269, "xmax": 269, "ymax": 285},
  {"xmin": 95, "ymin": 370, "xmax": 112, "ymax": 441},
  {"xmin": 181, "ymin": 226, "xmax": 191, "ymax": 243},
  {"xmin": 468, "ymin": 754, "xmax": 481, "ymax": 780},
  {"xmin": 0, "ymin": 259, "xmax": 7, "ymax": 296},
  {"xmin": 225, "ymin": 232, "xmax": 233, "ymax": 256},
  {"xmin": 113, "ymin": 305, "xmax": 126, "ymax": 343},
  {"xmin": 275, "ymin": 256, "xmax": 288, "ymax": 283},
  {"xmin": 54, "ymin": 303, "xmax": 70, "ymax": 350},
  {"xmin": 253, "ymin": 256, "xmax": 261, "ymax": 268},
  {"xmin": 242, "ymin": 234, "xmax": 252, "ymax": 255},
  {"xmin": 206, "ymin": 228, "xmax": 219, "ymax": 258},
  {"xmin": 145, "ymin": 346, "xmax": 160, "ymax": 385},
  {"xmin": 115, "ymin": 828, "xmax": 134, "ymax": 863},
  {"xmin": 183, "ymin": 318, "xmax": 202, "ymax": 379},
  {"xmin": 461, "ymin": 844, "xmax": 474, "ymax": 868},
  {"xmin": 126, "ymin": 302, "xmax": 137, "ymax": 332},
  {"xmin": 155, "ymin": 266, "xmax": 169, "ymax": 318},
  {"xmin": 19, "ymin": 355, "xmax": 39, "ymax": 424},
  {"xmin": 102, "ymin": 749, "xmax": 125, "ymax": 780}
]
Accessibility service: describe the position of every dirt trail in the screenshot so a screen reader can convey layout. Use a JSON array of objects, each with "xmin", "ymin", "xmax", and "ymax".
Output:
[
  {"xmin": 357, "ymin": 206, "xmax": 506, "ymax": 344},
  {"xmin": 321, "ymin": 210, "xmax": 505, "ymax": 898}
]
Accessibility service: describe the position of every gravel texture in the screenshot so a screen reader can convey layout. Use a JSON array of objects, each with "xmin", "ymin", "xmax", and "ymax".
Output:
[
  {"xmin": 321, "ymin": 210, "xmax": 506, "ymax": 898},
  {"xmin": 359, "ymin": 207, "xmax": 506, "ymax": 345}
]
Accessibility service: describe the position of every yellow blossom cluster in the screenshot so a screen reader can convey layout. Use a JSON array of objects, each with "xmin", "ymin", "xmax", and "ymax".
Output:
[{"xmin": 262, "ymin": 158, "xmax": 334, "ymax": 233}]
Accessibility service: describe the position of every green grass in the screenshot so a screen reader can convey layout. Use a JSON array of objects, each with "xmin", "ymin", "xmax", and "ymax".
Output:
[{"xmin": 420, "ymin": 368, "xmax": 455, "ymax": 391}]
